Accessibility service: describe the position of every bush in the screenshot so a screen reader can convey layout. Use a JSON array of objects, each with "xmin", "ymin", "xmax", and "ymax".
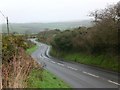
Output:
[
  {"xmin": 2, "ymin": 35, "xmax": 35, "ymax": 63},
  {"xmin": 53, "ymin": 32, "xmax": 73, "ymax": 51}
]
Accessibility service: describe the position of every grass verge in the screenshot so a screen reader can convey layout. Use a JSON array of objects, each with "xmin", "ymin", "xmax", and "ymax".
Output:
[
  {"xmin": 50, "ymin": 48, "xmax": 119, "ymax": 72},
  {"xmin": 27, "ymin": 69, "xmax": 70, "ymax": 88},
  {"xmin": 26, "ymin": 45, "xmax": 38, "ymax": 54}
]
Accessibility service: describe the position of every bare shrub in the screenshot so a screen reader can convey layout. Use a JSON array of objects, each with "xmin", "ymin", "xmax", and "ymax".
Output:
[{"xmin": 2, "ymin": 47, "xmax": 42, "ymax": 88}]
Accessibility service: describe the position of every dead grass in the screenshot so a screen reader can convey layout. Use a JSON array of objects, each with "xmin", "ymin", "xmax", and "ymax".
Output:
[{"xmin": 2, "ymin": 48, "xmax": 42, "ymax": 88}]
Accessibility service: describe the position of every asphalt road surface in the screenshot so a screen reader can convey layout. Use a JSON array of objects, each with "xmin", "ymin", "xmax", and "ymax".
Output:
[{"xmin": 31, "ymin": 39, "xmax": 120, "ymax": 88}]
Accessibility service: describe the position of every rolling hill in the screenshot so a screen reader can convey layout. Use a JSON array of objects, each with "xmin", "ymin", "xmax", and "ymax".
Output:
[{"xmin": 1, "ymin": 20, "xmax": 93, "ymax": 34}]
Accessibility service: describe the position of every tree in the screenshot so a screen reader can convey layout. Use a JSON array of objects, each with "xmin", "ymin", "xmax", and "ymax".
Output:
[{"xmin": 89, "ymin": 2, "xmax": 119, "ymax": 54}]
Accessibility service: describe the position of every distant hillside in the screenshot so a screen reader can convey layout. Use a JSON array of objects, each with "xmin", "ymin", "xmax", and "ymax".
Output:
[{"xmin": 1, "ymin": 20, "xmax": 93, "ymax": 34}]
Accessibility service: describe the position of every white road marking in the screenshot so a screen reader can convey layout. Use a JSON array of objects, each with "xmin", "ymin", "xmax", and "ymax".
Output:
[
  {"xmin": 46, "ymin": 47, "xmax": 50, "ymax": 57},
  {"xmin": 57, "ymin": 63, "xmax": 64, "ymax": 66},
  {"xmin": 67, "ymin": 66, "xmax": 78, "ymax": 71},
  {"xmin": 44, "ymin": 56, "xmax": 48, "ymax": 59},
  {"xmin": 44, "ymin": 57, "xmax": 50, "ymax": 61},
  {"xmin": 39, "ymin": 55, "xmax": 42, "ymax": 58},
  {"xmin": 51, "ymin": 61, "xmax": 56, "ymax": 64},
  {"xmin": 41, "ymin": 53, "xmax": 47, "ymax": 58},
  {"xmin": 83, "ymin": 71, "xmax": 99, "ymax": 78},
  {"xmin": 41, "ymin": 54, "xmax": 43, "ymax": 57},
  {"xmin": 108, "ymin": 80, "xmax": 120, "ymax": 86},
  {"xmin": 38, "ymin": 45, "xmax": 41, "ymax": 47}
]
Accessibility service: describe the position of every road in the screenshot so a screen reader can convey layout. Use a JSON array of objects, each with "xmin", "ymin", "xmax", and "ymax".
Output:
[{"xmin": 31, "ymin": 39, "xmax": 120, "ymax": 88}]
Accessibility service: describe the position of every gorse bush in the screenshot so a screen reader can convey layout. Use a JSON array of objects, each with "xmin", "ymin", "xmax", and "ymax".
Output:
[
  {"xmin": 2, "ymin": 34, "xmax": 40, "ymax": 88},
  {"xmin": 2, "ymin": 34, "xmax": 35, "ymax": 63}
]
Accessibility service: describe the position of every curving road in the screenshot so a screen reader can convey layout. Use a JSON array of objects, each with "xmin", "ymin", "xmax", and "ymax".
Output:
[{"xmin": 31, "ymin": 39, "xmax": 120, "ymax": 88}]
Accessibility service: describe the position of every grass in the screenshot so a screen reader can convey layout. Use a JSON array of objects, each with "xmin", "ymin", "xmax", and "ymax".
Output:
[
  {"xmin": 27, "ymin": 69, "xmax": 70, "ymax": 88},
  {"xmin": 26, "ymin": 45, "xmax": 38, "ymax": 54},
  {"xmin": 50, "ymin": 48, "xmax": 119, "ymax": 72}
]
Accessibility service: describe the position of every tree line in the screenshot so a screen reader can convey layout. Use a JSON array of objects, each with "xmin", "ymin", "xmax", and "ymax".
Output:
[{"xmin": 51, "ymin": 2, "xmax": 120, "ymax": 56}]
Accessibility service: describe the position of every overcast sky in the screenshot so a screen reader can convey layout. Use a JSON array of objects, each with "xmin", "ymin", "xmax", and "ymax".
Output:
[{"xmin": 0, "ymin": 0, "xmax": 119, "ymax": 23}]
